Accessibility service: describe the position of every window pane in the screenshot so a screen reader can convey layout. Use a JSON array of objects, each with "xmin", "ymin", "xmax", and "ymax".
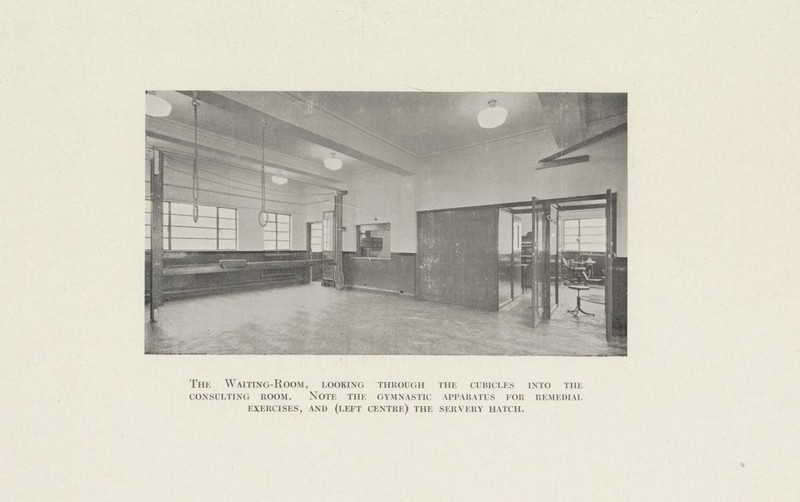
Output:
[
  {"xmin": 219, "ymin": 229, "xmax": 236, "ymax": 240},
  {"xmin": 581, "ymin": 227, "xmax": 606, "ymax": 236},
  {"xmin": 218, "ymin": 218, "xmax": 236, "ymax": 229},
  {"xmin": 277, "ymin": 222, "xmax": 290, "ymax": 232},
  {"xmin": 171, "ymin": 214, "xmax": 216, "ymax": 228},
  {"xmin": 582, "ymin": 218, "xmax": 605, "ymax": 228},
  {"xmin": 218, "ymin": 239, "xmax": 237, "ymax": 250},
  {"xmin": 564, "ymin": 236, "xmax": 579, "ymax": 250},
  {"xmin": 564, "ymin": 220, "xmax": 579, "ymax": 228},
  {"xmin": 276, "ymin": 214, "xmax": 290, "ymax": 224},
  {"xmin": 171, "ymin": 238, "xmax": 217, "ymax": 250},
  {"xmin": 170, "ymin": 226, "xmax": 217, "ymax": 239},
  {"xmin": 264, "ymin": 240, "xmax": 276, "ymax": 250}
]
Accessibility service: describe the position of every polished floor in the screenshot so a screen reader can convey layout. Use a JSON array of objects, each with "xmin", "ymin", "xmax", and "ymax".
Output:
[{"xmin": 145, "ymin": 284, "xmax": 626, "ymax": 356}]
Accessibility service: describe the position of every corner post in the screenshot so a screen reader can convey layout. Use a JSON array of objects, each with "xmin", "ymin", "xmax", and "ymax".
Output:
[
  {"xmin": 149, "ymin": 148, "xmax": 165, "ymax": 321},
  {"xmin": 333, "ymin": 190, "xmax": 347, "ymax": 291}
]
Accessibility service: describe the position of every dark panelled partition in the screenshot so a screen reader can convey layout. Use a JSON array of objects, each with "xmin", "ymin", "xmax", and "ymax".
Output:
[{"xmin": 417, "ymin": 207, "xmax": 499, "ymax": 310}]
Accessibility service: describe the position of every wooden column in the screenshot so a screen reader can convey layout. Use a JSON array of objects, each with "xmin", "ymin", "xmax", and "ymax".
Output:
[
  {"xmin": 149, "ymin": 149, "xmax": 165, "ymax": 321},
  {"xmin": 333, "ymin": 190, "xmax": 346, "ymax": 291}
]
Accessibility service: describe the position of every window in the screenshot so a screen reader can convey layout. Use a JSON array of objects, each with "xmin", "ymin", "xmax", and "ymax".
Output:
[
  {"xmin": 322, "ymin": 212, "xmax": 333, "ymax": 252},
  {"xmin": 263, "ymin": 212, "xmax": 291, "ymax": 250},
  {"xmin": 309, "ymin": 222, "xmax": 323, "ymax": 252},
  {"xmin": 563, "ymin": 218, "xmax": 605, "ymax": 253},
  {"xmin": 145, "ymin": 200, "xmax": 237, "ymax": 250},
  {"xmin": 357, "ymin": 223, "xmax": 390, "ymax": 259}
]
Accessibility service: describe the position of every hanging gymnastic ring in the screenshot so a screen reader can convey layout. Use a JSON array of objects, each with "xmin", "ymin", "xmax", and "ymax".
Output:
[
  {"xmin": 258, "ymin": 210, "xmax": 268, "ymax": 227},
  {"xmin": 193, "ymin": 204, "xmax": 199, "ymax": 223}
]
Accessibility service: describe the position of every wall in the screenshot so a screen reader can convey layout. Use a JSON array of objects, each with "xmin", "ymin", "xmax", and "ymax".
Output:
[
  {"xmin": 336, "ymin": 126, "xmax": 627, "ymax": 303},
  {"xmin": 417, "ymin": 130, "xmax": 628, "ymax": 257},
  {"xmin": 341, "ymin": 170, "xmax": 416, "ymax": 253},
  {"xmin": 146, "ymin": 157, "xmax": 321, "ymax": 252},
  {"xmin": 343, "ymin": 253, "xmax": 416, "ymax": 295}
]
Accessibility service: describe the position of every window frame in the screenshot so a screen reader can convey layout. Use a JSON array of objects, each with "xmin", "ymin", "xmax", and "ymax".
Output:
[
  {"xmin": 262, "ymin": 211, "xmax": 292, "ymax": 251},
  {"xmin": 309, "ymin": 221, "xmax": 323, "ymax": 253},
  {"xmin": 146, "ymin": 200, "xmax": 238, "ymax": 251},
  {"xmin": 563, "ymin": 217, "xmax": 605, "ymax": 253}
]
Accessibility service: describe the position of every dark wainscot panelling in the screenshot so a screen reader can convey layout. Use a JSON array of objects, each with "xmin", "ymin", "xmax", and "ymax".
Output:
[
  {"xmin": 145, "ymin": 250, "xmax": 309, "ymax": 301},
  {"xmin": 343, "ymin": 252, "xmax": 416, "ymax": 296},
  {"xmin": 612, "ymin": 257, "xmax": 627, "ymax": 337}
]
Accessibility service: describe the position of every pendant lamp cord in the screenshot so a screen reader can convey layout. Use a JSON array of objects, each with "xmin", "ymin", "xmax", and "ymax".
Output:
[{"xmin": 191, "ymin": 92, "xmax": 200, "ymax": 222}]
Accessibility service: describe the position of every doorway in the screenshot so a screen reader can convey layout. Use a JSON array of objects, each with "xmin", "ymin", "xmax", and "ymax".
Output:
[
  {"xmin": 306, "ymin": 221, "xmax": 323, "ymax": 282},
  {"xmin": 320, "ymin": 211, "xmax": 334, "ymax": 287},
  {"xmin": 529, "ymin": 191, "xmax": 616, "ymax": 342}
]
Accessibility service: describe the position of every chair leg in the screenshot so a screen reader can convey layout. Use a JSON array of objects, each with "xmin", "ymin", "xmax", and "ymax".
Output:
[{"xmin": 570, "ymin": 294, "xmax": 595, "ymax": 317}]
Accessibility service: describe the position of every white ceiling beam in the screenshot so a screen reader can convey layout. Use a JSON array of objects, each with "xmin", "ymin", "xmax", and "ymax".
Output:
[{"xmin": 204, "ymin": 91, "xmax": 420, "ymax": 176}]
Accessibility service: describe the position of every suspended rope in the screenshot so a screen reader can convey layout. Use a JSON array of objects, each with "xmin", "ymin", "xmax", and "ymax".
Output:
[
  {"xmin": 191, "ymin": 92, "xmax": 200, "ymax": 222},
  {"xmin": 258, "ymin": 118, "xmax": 268, "ymax": 227}
]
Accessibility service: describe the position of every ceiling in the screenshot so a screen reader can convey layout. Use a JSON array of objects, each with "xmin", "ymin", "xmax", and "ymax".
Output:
[
  {"xmin": 291, "ymin": 91, "xmax": 549, "ymax": 158},
  {"xmin": 148, "ymin": 91, "xmax": 378, "ymax": 179},
  {"xmin": 146, "ymin": 91, "xmax": 627, "ymax": 185}
]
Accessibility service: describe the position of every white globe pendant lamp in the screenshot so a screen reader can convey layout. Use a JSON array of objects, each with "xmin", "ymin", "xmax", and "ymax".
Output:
[
  {"xmin": 324, "ymin": 152, "xmax": 342, "ymax": 171},
  {"xmin": 145, "ymin": 92, "xmax": 172, "ymax": 117},
  {"xmin": 477, "ymin": 99, "xmax": 507, "ymax": 129}
]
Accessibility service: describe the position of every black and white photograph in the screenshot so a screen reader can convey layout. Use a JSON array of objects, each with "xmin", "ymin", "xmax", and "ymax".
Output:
[
  {"xmin": 4, "ymin": 2, "xmax": 799, "ymax": 500},
  {"xmin": 145, "ymin": 91, "xmax": 627, "ymax": 355}
]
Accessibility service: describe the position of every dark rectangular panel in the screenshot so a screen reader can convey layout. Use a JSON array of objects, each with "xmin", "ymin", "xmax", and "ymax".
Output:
[
  {"xmin": 343, "ymin": 253, "xmax": 416, "ymax": 295},
  {"xmin": 417, "ymin": 207, "xmax": 499, "ymax": 310}
]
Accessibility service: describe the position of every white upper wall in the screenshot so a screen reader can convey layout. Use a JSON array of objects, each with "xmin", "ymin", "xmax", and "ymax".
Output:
[
  {"xmin": 415, "ymin": 129, "xmax": 628, "ymax": 255},
  {"xmin": 340, "ymin": 170, "xmax": 416, "ymax": 253}
]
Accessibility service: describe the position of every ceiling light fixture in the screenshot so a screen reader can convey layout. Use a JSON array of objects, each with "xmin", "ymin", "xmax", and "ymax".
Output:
[
  {"xmin": 271, "ymin": 175, "xmax": 288, "ymax": 185},
  {"xmin": 145, "ymin": 91, "xmax": 172, "ymax": 117},
  {"xmin": 324, "ymin": 152, "xmax": 342, "ymax": 171},
  {"xmin": 477, "ymin": 99, "xmax": 507, "ymax": 129}
]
